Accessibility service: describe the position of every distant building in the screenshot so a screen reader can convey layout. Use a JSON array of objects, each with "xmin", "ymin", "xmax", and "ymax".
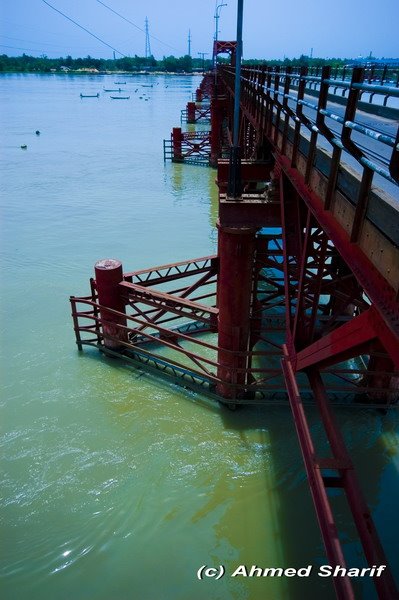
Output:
[{"xmin": 347, "ymin": 58, "xmax": 399, "ymax": 68}]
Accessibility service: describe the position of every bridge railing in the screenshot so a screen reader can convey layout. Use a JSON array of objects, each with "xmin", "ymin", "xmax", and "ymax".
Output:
[
  {"xmin": 220, "ymin": 64, "xmax": 399, "ymax": 189},
  {"xmin": 240, "ymin": 65, "xmax": 399, "ymax": 109},
  {"xmin": 219, "ymin": 62, "xmax": 399, "ymax": 307}
]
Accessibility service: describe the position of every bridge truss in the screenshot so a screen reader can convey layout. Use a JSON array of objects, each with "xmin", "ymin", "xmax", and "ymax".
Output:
[{"xmin": 71, "ymin": 60, "xmax": 399, "ymax": 599}]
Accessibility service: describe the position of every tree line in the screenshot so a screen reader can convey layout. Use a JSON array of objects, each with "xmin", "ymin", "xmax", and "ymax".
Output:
[
  {"xmin": 0, "ymin": 53, "xmax": 206, "ymax": 73},
  {"xmin": 0, "ymin": 53, "xmax": 354, "ymax": 74}
]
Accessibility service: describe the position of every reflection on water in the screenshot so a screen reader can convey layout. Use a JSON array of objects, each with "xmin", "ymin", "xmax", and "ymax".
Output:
[{"xmin": 0, "ymin": 73, "xmax": 398, "ymax": 600}]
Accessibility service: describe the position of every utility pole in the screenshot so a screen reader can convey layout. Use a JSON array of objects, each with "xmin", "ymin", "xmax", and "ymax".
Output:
[
  {"xmin": 197, "ymin": 52, "xmax": 208, "ymax": 73},
  {"xmin": 145, "ymin": 16, "xmax": 151, "ymax": 59},
  {"xmin": 188, "ymin": 29, "xmax": 191, "ymax": 57}
]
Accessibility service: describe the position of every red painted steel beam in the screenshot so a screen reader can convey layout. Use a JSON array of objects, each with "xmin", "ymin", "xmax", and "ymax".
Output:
[
  {"xmin": 296, "ymin": 308, "xmax": 376, "ymax": 371},
  {"xmin": 210, "ymin": 96, "xmax": 227, "ymax": 167},
  {"xmin": 307, "ymin": 370, "xmax": 399, "ymax": 599},
  {"xmin": 281, "ymin": 347, "xmax": 355, "ymax": 600},
  {"xmin": 216, "ymin": 160, "xmax": 273, "ymax": 194},
  {"xmin": 219, "ymin": 194, "xmax": 280, "ymax": 228},
  {"xmin": 124, "ymin": 255, "xmax": 217, "ymax": 286},
  {"xmin": 280, "ymin": 176, "xmax": 304, "ymax": 354},
  {"xmin": 216, "ymin": 225, "xmax": 257, "ymax": 399},
  {"xmin": 120, "ymin": 281, "xmax": 218, "ymax": 327},
  {"xmin": 134, "ymin": 268, "xmax": 217, "ymax": 334},
  {"xmin": 277, "ymin": 154, "xmax": 399, "ymax": 363},
  {"xmin": 296, "ymin": 305, "xmax": 399, "ymax": 371}
]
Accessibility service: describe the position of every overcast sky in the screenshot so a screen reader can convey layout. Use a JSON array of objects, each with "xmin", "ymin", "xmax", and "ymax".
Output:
[{"xmin": 1, "ymin": 0, "xmax": 398, "ymax": 60}]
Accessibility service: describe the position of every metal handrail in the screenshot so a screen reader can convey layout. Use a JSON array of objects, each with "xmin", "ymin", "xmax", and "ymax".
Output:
[{"xmin": 220, "ymin": 64, "xmax": 399, "ymax": 186}]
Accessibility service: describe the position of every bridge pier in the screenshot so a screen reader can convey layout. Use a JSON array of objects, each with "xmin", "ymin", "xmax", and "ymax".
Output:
[
  {"xmin": 210, "ymin": 97, "xmax": 226, "ymax": 167},
  {"xmin": 216, "ymin": 224, "xmax": 258, "ymax": 399},
  {"xmin": 172, "ymin": 127, "xmax": 183, "ymax": 161},
  {"xmin": 186, "ymin": 102, "xmax": 196, "ymax": 124},
  {"xmin": 94, "ymin": 259, "xmax": 127, "ymax": 350}
]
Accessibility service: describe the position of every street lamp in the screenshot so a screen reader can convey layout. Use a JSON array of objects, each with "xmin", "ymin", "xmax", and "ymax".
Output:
[
  {"xmin": 214, "ymin": 2, "xmax": 227, "ymax": 69},
  {"xmin": 214, "ymin": 2, "xmax": 227, "ymax": 42}
]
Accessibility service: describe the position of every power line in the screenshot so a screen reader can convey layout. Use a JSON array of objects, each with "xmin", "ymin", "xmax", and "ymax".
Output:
[
  {"xmin": 95, "ymin": 0, "xmax": 180, "ymax": 53},
  {"xmin": 41, "ymin": 0, "xmax": 126, "ymax": 57},
  {"xmin": 0, "ymin": 34, "xmax": 71, "ymax": 48},
  {"xmin": 0, "ymin": 44, "xmax": 43, "ymax": 53}
]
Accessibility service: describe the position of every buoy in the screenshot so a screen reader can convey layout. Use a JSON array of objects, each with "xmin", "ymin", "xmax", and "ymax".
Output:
[
  {"xmin": 21, "ymin": 144, "xmax": 27, "ymax": 149},
  {"xmin": 35, "ymin": 130, "xmax": 40, "ymax": 135}
]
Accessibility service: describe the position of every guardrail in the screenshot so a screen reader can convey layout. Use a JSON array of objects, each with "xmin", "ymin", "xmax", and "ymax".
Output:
[{"xmin": 220, "ymin": 64, "xmax": 399, "ymax": 188}]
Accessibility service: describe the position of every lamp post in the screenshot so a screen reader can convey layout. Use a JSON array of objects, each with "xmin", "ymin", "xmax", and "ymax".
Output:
[
  {"xmin": 214, "ymin": 2, "xmax": 227, "ymax": 42},
  {"xmin": 214, "ymin": 2, "xmax": 227, "ymax": 69}
]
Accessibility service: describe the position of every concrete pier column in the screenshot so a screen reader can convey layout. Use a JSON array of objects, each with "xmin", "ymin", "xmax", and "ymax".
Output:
[
  {"xmin": 94, "ymin": 259, "xmax": 127, "ymax": 350},
  {"xmin": 216, "ymin": 225, "xmax": 257, "ymax": 399},
  {"xmin": 172, "ymin": 127, "xmax": 183, "ymax": 161},
  {"xmin": 187, "ymin": 102, "xmax": 196, "ymax": 123}
]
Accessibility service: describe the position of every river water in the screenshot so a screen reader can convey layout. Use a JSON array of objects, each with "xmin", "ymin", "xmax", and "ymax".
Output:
[{"xmin": 1, "ymin": 73, "xmax": 398, "ymax": 600}]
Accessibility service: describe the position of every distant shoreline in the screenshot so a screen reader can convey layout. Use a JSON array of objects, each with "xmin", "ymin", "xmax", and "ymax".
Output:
[{"xmin": 0, "ymin": 70, "xmax": 201, "ymax": 76}]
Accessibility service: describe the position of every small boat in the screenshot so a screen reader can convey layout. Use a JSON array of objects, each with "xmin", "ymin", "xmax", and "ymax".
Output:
[
  {"xmin": 142, "ymin": 84, "xmax": 153, "ymax": 87},
  {"xmin": 114, "ymin": 82, "xmax": 126, "ymax": 84},
  {"xmin": 21, "ymin": 144, "xmax": 27, "ymax": 149},
  {"xmin": 110, "ymin": 96, "xmax": 130, "ymax": 100},
  {"xmin": 80, "ymin": 93, "xmax": 99, "ymax": 98},
  {"xmin": 103, "ymin": 88, "xmax": 122, "ymax": 92}
]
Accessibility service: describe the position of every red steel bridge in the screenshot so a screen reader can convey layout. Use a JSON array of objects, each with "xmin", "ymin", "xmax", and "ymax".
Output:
[{"xmin": 71, "ymin": 43, "xmax": 399, "ymax": 600}]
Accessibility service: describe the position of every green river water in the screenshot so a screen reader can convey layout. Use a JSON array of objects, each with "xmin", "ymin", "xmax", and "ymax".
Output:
[{"xmin": 1, "ymin": 73, "xmax": 398, "ymax": 600}]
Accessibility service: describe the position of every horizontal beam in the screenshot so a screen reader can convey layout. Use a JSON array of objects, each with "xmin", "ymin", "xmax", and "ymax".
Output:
[
  {"xmin": 124, "ymin": 255, "xmax": 217, "ymax": 286},
  {"xmin": 120, "ymin": 281, "xmax": 218, "ymax": 326},
  {"xmin": 296, "ymin": 308, "xmax": 377, "ymax": 371},
  {"xmin": 219, "ymin": 194, "xmax": 280, "ymax": 228}
]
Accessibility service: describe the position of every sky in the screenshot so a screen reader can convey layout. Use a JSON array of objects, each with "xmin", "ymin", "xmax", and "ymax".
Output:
[{"xmin": 1, "ymin": 0, "xmax": 398, "ymax": 61}]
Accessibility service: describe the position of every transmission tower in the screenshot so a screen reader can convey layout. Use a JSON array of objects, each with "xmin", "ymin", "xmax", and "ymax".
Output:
[{"xmin": 145, "ymin": 17, "xmax": 151, "ymax": 58}]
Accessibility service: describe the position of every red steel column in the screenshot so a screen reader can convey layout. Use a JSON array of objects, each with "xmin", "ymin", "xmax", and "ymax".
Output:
[
  {"xmin": 187, "ymin": 101, "xmax": 196, "ymax": 123},
  {"xmin": 172, "ymin": 127, "xmax": 183, "ymax": 160},
  {"xmin": 216, "ymin": 225, "xmax": 257, "ymax": 399},
  {"xmin": 195, "ymin": 88, "xmax": 203, "ymax": 102},
  {"xmin": 94, "ymin": 259, "xmax": 127, "ymax": 350},
  {"xmin": 210, "ymin": 98, "xmax": 224, "ymax": 167}
]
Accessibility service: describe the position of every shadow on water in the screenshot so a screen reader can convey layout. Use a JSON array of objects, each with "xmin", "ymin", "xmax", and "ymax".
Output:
[
  {"xmin": 76, "ymin": 333, "xmax": 399, "ymax": 599},
  {"xmin": 218, "ymin": 403, "xmax": 399, "ymax": 600}
]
